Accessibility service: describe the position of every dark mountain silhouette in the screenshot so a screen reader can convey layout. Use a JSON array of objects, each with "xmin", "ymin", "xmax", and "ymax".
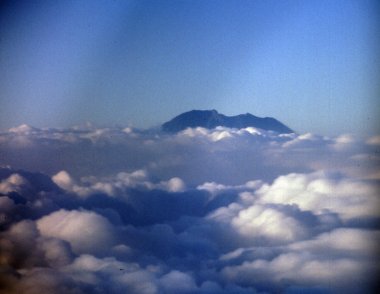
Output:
[{"xmin": 162, "ymin": 110, "xmax": 294, "ymax": 133}]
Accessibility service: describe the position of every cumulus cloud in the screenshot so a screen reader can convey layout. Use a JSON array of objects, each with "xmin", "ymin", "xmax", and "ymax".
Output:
[
  {"xmin": 0, "ymin": 125, "xmax": 379, "ymax": 293},
  {"xmin": 8, "ymin": 124, "xmax": 37, "ymax": 134},
  {"xmin": 52, "ymin": 171, "xmax": 75, "ymax": 191},
  {"xmin": 289, "ymin": 228, "xmax": 380, "ymax": 255},
  {"xmin": 37, "ymin": 209, "xmax": 117, "ymax": 255},
  {"xmin": 257, "ymin": 171, "xmax": 380, "ymax": 220},
  {"xmin": 221, "ymin": 228, "xmax": 380, "ymax": 293},
  {"xmin": 0, "ymin": 173, "xmax": 30, "ymax": 194},
  {"xmin": 221, "ymin": 251, "xmax": 369, "ymax": 292},
  {"xmin": 51, "ymin": 169, "xmax": 186, "ymax": 197},
  {"xmin": 158, "ymin": 177, "xmax": 186, "ymax": 193},
  {"xmin": 159, "ymin": 270, "xmax": 197, "ymax": 293},
  {"xmin": 231, "ymin": 204, "xmax": 309, "ymax": 243}
]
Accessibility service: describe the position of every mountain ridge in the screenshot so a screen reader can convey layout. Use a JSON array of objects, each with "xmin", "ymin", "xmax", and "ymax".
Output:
[{"xmin": 162, "ymin": 110, "xmax": 294, "ymax": 133}]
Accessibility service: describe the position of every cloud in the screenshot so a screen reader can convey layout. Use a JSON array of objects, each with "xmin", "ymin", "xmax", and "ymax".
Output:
[
  {"xmin": 0, "ymin": 173, "xmax": 30, "ymax": 194},
  {"xmin": 221, "ymin": 251, "xmax": 369, "ymax": 292},
  {"xmin": 158, "ymin": 177, "xmax": 186, "ymax": 193},
  {"xmin": 159, "ymin": 270, "xmax": 197, "ymax": 293},
  {"xmin": 221, "ymin": 228, "xmax": 380, "ymax": 293},
  {"xmin": 52, "ymin": 171, "xmax": 75, "ymax": 191},
  {"xmin": 37, "ymin": 209, "xmax": 117, "ymax": 255},
  {"xmin": 367, "ymin": 135, "xmax": 380, "ymax": 146},
  {"xmin": 37, "ymin": 237, "xmax": 74, "ymax": 268},
  {"xmin": 51, "ymin": 169, "xmax": 186, "ymax": 197},
  {"xmin": 257, "ymin": 171, "xmax": 380, "ymax": 220},
  {"xmin": 8, "ymin": 124, "xmax": 37, "ymax": 134},
  {"xmin": 0, "ymin": 125, "xmax": 379, "ymax": 293},
  {"xmin": 1, "ymin": 124, "xmax": 376, "ymax": 185},
  {"xmin": 231, "ymin": 204, "xmax": 309, "ymax": 244},
  {"xmin": 289, "ymin": 228, "xmax": 380, "ymax": 256},
  {"xmin": 4, "ymin": 268, "xmax": 83, "ymax": 294}
]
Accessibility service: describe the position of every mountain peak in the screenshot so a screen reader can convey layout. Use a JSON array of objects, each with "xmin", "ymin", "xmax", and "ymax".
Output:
[{"xmin": 162, "ymin": 110, "xmax": 294, "ymax": 133}]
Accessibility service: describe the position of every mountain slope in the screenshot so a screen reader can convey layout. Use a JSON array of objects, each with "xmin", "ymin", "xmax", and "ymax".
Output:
[{"xmin": 162, "ymin": 110, "xmax": 294, "ymax": 133}]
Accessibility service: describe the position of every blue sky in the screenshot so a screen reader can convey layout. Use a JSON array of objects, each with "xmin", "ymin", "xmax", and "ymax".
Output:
[{"xmin": 0, "ymin": 0, "xmax": 379, "ymax": 135}]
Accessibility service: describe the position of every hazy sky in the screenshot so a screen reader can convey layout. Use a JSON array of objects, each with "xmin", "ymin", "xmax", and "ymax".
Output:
[{"xmin": 0, "ymin": 0, "xmax": 379, "ymax": 135}]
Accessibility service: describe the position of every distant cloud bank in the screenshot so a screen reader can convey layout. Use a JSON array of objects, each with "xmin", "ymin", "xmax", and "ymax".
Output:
[{"xmin": 0, "ymin": 125, "xmax": 379, "ymax": 293}]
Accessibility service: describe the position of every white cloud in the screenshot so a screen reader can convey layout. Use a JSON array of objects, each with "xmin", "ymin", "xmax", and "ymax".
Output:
[
  {"xmin": 0, "ymin": 173, "xmax": 30, "ymax": 194},
  {"xmin": 51, "ymin": 169, "xmax": 149, "ymax": 196},
  {"xmin": 257, "ymin": 171, "xmax": 380, "ymax": 220},
  {"xmin": 367, "ymin": 135, "xmax": 380, "ymax": 145},
  {"xmin": 37, "ymin": 209, "xmax": 117, "ymax": 255},
  {"xmin": 197, "ymin": 182, "xmax": 230, "ymax": 194},
  {"xmin": 52, "ymin": 171, "xmax": 75, "ymax": 191},
  {"xmin": 222, "ymin": 251, "xmax": 372, "ymax": 290},
  {"xmin": 159, "ymin": 270, "xmax": 197, "ymax": 293},
  {"xmin": 333, "ymin": 134, "xmax": 356, "ymax": 147},
  {"xmin": 115, "ymin": 270, "xmax": 159, "ymax": 294},
  {"xmin": 37, "ymin": 237, "xmax": 74, "ymax": 268},
  {"xmin": 8, "ymin": 219, "xmax": 39, "ymax": 243},
  {"xmin": 231, "ymin": 205, "xmax": 309, "ymax": 243},
  {"xmin": 288, "ymin": 228, "xmax": 380, "ymax": 256},
  {"xmin": 220, "ymin": 227, "xmax": 380, "ymax": 291},
  {"xmin": 64, "ymin": 255, "xmax": 159, "ymax": 294},
  {"xmin": 1, "ymin": 124, "xmax": 377, "ymax": 186},
  {"xmin": 158, "ymin": 177, "xmax": 186, "ymax": 193},
  {"xmin": 282, "ymin": 132, "xmax": 328, "ymax": 148},
  {"xmin": 179, "ymin": 126, "xmax": 284, "ymax": 143},
  {"xmin": 197, "ymin": 180, "xmax": 263, "ymax": 196},
  {"xmin": 0, "ymin": 125, "xmax": 379, "ymax": 293},
  {"xmin": 207, "ymin": 202, "xmax": 244, "ymax": 223},
  {"xmin": 51, "ymin": 169, "xmax": 187, "ymax": 197},
  {"xmin": 8, "ymin": 124, "xmax": 36, "ymax": 134}
]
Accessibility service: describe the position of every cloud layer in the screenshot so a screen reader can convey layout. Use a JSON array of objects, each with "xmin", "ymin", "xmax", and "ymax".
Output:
[{"xmin": 0, "ymin": 125, "xmax": 379, "ymax": 293}]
